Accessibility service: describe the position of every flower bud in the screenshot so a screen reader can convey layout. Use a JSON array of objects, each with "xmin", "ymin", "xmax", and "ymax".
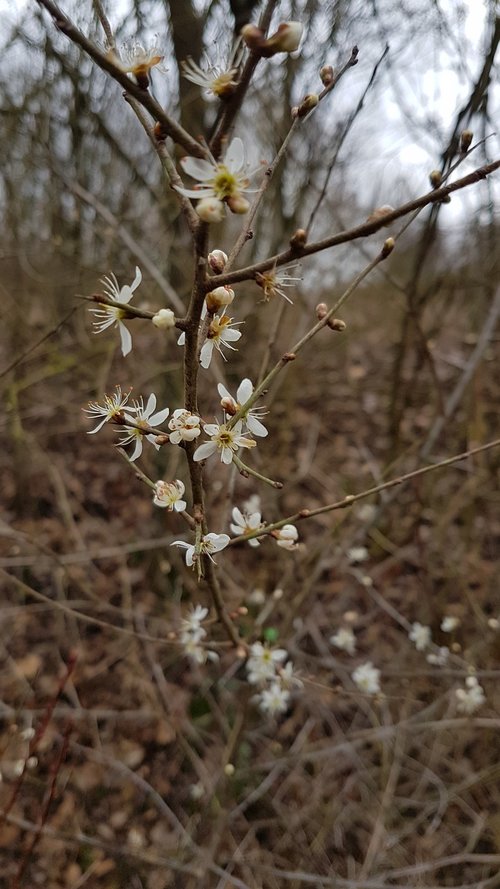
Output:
[
  {"xmin": 297, "ymin": 93, "xmax": 319, "ymax": 117},
  {"xmin": 196, "ymin": 197, "xmax": 225, "ymax": 223},
  {"xmin": 227, "ymin": 193, "xmax": 250, "ymax": 214},
  {"xmin": 316, "ymin": 302, "xmax": 328, "ymax": 320},
  {"xmin": 381, "ymin": 237, "xmax": 395, "ymax": 258},
  {"xmin": 290, "ymin": 228, "xmax": 307, "ymax": 249},
  {"xmin": 460, "ymin": 129, "xmax": 473, "ymax": 153},
  {"xmin": 206, "ymin": 285, "xmax": 235, "ymax": 313},
  {"xmin": 220, "ymin": 396, "xmax": 237, "ymax": 415},
  {"xmin": 320, "ymin": 65, "xmax": 334, "ymax": 86},
  {"xmin": 208, "ymin": 249, "xmax": 228, "ymax": 274},
  {"xmin": 152, "ymin": 308, "xmax": 176, "ymax": 329},
  {"xmin": 240, "ymin": 24, "xmax": 265, "ymax": 51},
  {"xmin": 265, "ymin": 21, "xmax": 303, "ymax": 54},
  {"xmin": 367, "ymin": 205, "xmax": 395, "ymax": 225},
  {"xmin": 224, "ymin": 763, "xmax": 235, "ymax": 776},
  {"xmin": 429, "ymin": 169, "xmax": 442, "ymax": 188}
]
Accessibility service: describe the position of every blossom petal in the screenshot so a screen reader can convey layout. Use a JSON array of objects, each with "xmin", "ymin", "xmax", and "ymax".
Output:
[
  {"xmin": 174, "ymin": 185, "xmax": 216, "ymax": 199},
  {"xmin": 145, "ymin": 393, "xmax": 157, "ymax": 416},
  {"xmin": 246, "ymin": 415, "xmax": 268, "ymax": 437},
  {"xmin": 129, "ymin": 436, "xmax": 143, "ymax": 462},
  {"xmin": 119, "ymin": 322, "xmax": 132, "ymax": 356},
  {"xmin": 180, "ymin": 157, "xmax": 215, "ymax": 181},
  {"xmin": 232, "ymin": 507, "xmax": 245, "ymax": 526},
  {"xmin": 193, "ymin": 441, "xmax": 217, "ymax": 461},
  {"xmin": 221, "ymin": 447, "xmax": 233, "ymax": 464},
  {"xmin": 202, "ymin": 424, "xmax": 220, "ymax": 436},
  {"xmin": 149, "ymin": 407, "xmax": 170, "ymax": 426},
  {"xmin": 87, "ymin": 417, "xmax": 108, "ymax": 434},
  {"xmin": 221, "ymin": 329, "xmax": 241, "ymax": 342},
  {"xmin": 174, "ymin": 500, "xmax": 187, "ymax": 512},
  {"xmin": 225, "ymin": 137, "xmax": 244, "ymax": 172},
  {"xmin": 205, "ymin": 533, "xmax": 230, "ymax": 552},
  {"xmin": 131, "ymin": 266, "xmax": 142, "ymax": 292},
  {"xmin": 200, "ymin": 340, "xmax": 214, "ymax": 368},
  {"xmin": 236, "ymin": 378, "xmax": 253, "ymax": 402},
  {"xmin": 217, "ymin": 383, "xmax": 231, "ymax": 400}
]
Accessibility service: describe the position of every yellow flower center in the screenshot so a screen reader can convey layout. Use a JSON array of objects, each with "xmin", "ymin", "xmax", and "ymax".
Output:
[{"xmin": 212, "ymin": 167, "xmax": 238, "ymax": 200}]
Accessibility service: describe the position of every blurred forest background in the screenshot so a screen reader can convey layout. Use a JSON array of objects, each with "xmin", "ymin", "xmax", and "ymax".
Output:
[{"xmin": 1, "ymin": 0, "xmax": 500, "ymax": 887}]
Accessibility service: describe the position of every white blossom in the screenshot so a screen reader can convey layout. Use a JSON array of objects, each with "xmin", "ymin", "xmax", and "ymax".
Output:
[
  {"xmin": 427, "ymin": 646, "xmax": 449, "ymax": 666},
  {"xmin": 275, "ymin": 524, "xmax": 299, "ymax": 550},
  {"xmin": 84, "ymin": 386, "xmax": 131, "ymax": 434},
  {"xmin": 246, "ymin": 642, "xmax": 287, "ymax": 686},
  {"xmin": 175, "ymin": 137, "xmax": 259, "ymax": 217},
  {"xmin": 455, "ymin": 676, "xmax": 485, "ymax": 714},
  {"xmin": 193, "ymin": 420, "xmax": 256, "ymax": 465},
  {"xmin": 257, "ymin": 682, "xmax": 291, "ymax": 716},
  {"xmin": 171, "ymin": 532, "xmax": 230, "ymax": 568},
  {"xmin": 330, "ymin": 627, "xmax": 356, "ymax": 656},
  {"xmin": 181, "ymin": 56, "xmax": 238, "ymax": 98},
  {"xmin": 118, "ymin": 393, "xmax": 169, "ymax": 461},
  {"xmin": 200, "ymin": 313, "xmax": 242, "ymax": 368},
  {"xmin": 168, "ymin": 409, "xmax": 201, "ymax": 444},
  {"xmin": 255, "ymin": 263, "xmax": 301, "ymax": 304},
  {"xmin": 230, "ymin": 506, "xmax": 263, "ymax": 546},
  {"xmin": 347, "ymin": 546, "xmax": 369, "ymax": 564},
  {"xmin": 114, "ymin": 37, "xmax": 166, "ymax": 79},
  {"xmin": 409, "ymin": 622, "xmax": 432, "ymax": 652},
  {"xmin": 181, "ymin": 605, "xmax": 209, "ymax": 640},
  {"xmin": 91, "ymin": 266, "xmax": 142, "ymax": 356},
  {"xmin": 441, "ymin": 616, "xmax": 460, "ymax": 633},
  {"xmin": 153, "ymin": 480, "xmax": 186, "ymax": 512},
  {"xmin": 352, "ymin": 661, "xmax": 381, "ymax": 695},
  {"xmin": 218, "ymin": 378, "xmax": 268, "ymax": 437}
]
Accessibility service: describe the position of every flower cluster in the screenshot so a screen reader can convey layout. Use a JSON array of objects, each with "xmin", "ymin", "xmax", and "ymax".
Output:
[
  {"xmin": 247, "ymin": 642, "xmax": 302, "ymax": 716},
  {"xmin": 117, "ymin": 393, "xmax": 170, "ymax": 461},
  {"xmin": 179, "ymin": 605, "xmax": 218, "ymax": 665},
  {"xmin": 455, "ymin": 676, "xmax": 485, "ymax": 714},
  {"xmin": 352, "ymin": 661, "xmax": 381, "ymax": 695},
  {"xmin": 330, "ymin": 627, "xmax": 356, "ymax": 655},
  {"xmin": 175, "ymin": 137, "xmax": 261, "ymax": 221},
  {"xmin": 408, "ymin": 622, "xmax": 431, "ymax": 652}
]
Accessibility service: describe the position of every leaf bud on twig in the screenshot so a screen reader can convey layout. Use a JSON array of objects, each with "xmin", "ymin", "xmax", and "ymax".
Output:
[
  {"xmin": 296, "ymin": 93, "xmax": 319, "ymax": 118},
  {"xmin": 329, "ymin": 318, "xmax": 346, "ymax": 331},
  {"xmin": 381, "ymin": 237, "xmax": 395, "ymax": 258},
  {"xmin": 240, "ymin": 24, "xmax": 265, "ymax": 51},
  {"xmin": 320, "ymin": 65, "xmax": 334, "ymax": 86},
  {"xmin": 460, "ymin": 129, "xmax": 473, "ymax": 153},
  {"xmin": 429, "ymin": 169, "xmax": 442, "ymax": 188},
  {"xmin": 367, "ymin": 205, "xmax": 395, "ymax": 225},
  {"xmin": 290, "ymin": 228, "xmax": 307, "ymax": 249},
  {"xmin": 316, "ymin": 302, "xmax": 328, "ymax": 320}
]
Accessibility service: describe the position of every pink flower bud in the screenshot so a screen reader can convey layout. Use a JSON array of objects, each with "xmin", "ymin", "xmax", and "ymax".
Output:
[
  {"xmin": 208, "ymin": 249, "xmax": 228, "ymax": 273},
  {"xmin": 227, "ymin": 193, "xmax": 250, "ymax": 215},
  {"xmin": 206, "ymin": 286, "xmax": 235, "ymax": 313},
  {"xmin": 196, "ymin": 197, "xmax": 225, "ymax": 223}
]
